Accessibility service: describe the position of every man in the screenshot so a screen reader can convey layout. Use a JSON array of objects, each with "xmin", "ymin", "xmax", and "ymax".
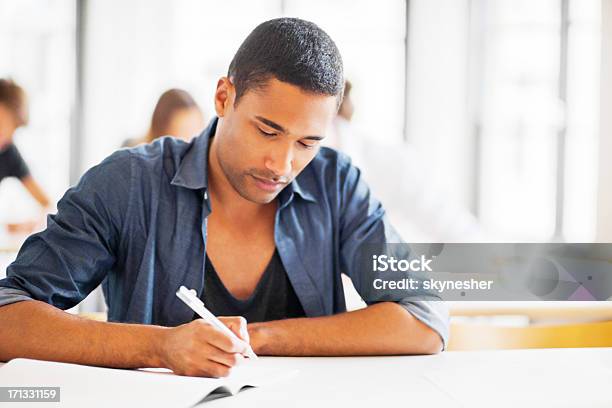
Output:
[
  {"xmin": 0, "ymin": 79, "xmax": 51, "ymax": 232},
  {"xmin": 0, "ymin": 18, "xmax": 448, "ymax": 378}
]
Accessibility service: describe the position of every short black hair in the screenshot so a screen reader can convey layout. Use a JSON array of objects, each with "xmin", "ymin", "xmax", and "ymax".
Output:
[{"xmin": 228, "ymin": 18, "xmax": 344, "ymax": 106}]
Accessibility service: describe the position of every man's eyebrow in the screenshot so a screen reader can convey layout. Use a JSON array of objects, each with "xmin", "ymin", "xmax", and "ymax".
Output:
[
  {"xmin": 255, "ymin": 116, "xmax": 287, "ymax": 133},
  {"xmin": 303, "ymin": 135, "xmax": 325, "ymax": 141},
  {"xmin": 254, "ymin": 115, "xmax": 325, "ymax": 140}
]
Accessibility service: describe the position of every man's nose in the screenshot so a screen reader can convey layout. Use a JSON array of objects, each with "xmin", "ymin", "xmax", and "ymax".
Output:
[{"xmin": 264, "ymin": 143, "xmax": 293, "ymax": 178}]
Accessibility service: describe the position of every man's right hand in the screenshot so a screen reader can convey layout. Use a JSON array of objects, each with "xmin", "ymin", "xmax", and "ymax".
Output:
[{"xmin": 158, "ymin": 317, "xmax": 250, "ymax": 377}]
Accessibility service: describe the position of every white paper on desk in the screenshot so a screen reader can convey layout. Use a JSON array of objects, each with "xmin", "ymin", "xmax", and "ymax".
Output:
[
  {"xmin": 0, "ymin": 358, "xmax": 298, "ymax": 408},
  {"xmin": 424, "ymin": 357, "xmax": 612, "ymax": 408}
]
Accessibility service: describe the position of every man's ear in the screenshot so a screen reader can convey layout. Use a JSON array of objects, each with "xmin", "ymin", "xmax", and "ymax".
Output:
[{"xmin": 214, "ymin": 77, "xmax": 235, "ymax": 118}]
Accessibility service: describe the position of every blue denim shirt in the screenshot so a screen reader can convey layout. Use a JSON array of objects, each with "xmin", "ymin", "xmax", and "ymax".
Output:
[{"xmin": 0, "ymin": 118, "xmax": 449, "ymax": 347}]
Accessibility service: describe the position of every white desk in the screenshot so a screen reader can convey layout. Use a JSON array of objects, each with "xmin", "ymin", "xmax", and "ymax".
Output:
[
  {"xmin": 1, "ymin": 348, "xmax": 611, "ymax": 407},
  {"xmin": 206, "ymin": 348, "xmax": 612, "ymax": 407}
]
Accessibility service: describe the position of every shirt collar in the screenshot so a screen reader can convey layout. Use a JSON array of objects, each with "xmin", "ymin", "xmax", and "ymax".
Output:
[
  {"xmin": 171, "ymin": 117, "xmax": 318, "ymax": 204},
  {"xmin": 283, "ymin": 176, "xmax": 317, "ymax": 204},
  {"xmin": 170, "ymin": 118, "xmax": 215, "ymax": 190}
]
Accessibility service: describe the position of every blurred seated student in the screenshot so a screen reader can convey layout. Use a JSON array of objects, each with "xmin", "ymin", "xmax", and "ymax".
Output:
[
  {"xmin": 325, "ymin": 79, "xmax": 482, "ymax": 242},
  {"xmin": 122, "ymin": 88, "xmax": 205, "ymax": 147},
  {"xmin": 325, "ymin": 80, "xmax": 365, "ymax": 164},
  {"xmin": 0, "ymin": 79, "xmax": 51, "ymax": 234}
]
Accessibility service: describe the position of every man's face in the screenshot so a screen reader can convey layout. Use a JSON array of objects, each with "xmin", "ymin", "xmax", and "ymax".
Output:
[{"xmin": 213, "ymin": 77, "xmax": 338, "ymax": 204}]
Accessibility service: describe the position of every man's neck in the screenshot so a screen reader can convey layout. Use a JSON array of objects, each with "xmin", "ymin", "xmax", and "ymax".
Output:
[{"xmin": 207, "ymin": 136, "xmax": 276, "ymax": 223}]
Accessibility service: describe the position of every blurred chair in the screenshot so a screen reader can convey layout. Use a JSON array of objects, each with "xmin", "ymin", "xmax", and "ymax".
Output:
[{"xmin": 449, "ymin": 321, "xmax": 612, "ymax": 350}]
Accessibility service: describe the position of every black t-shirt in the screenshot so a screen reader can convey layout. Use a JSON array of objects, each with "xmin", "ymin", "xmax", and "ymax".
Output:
[
  {"xmin": 199, "ymin": 249, "xmax": 306, "ymax": 323},
  {"xmin": 0, "ymin": 143, "xmax": 30, "ymax": 183}
]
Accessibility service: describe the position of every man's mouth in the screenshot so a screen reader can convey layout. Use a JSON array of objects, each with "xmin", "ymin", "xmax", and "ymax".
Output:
[{"xmin": 251, "ymin": 174, "xmax": 286, "ymax": 193}]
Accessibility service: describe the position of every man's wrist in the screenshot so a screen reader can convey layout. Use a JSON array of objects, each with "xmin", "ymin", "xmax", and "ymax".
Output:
[
  {"xmin": 247, "ymin": 322, "xmax": 271, "ymax": 355},
  {"xmin": 143, "ymin": 325, "xmax": 172, "ymax": 368}
]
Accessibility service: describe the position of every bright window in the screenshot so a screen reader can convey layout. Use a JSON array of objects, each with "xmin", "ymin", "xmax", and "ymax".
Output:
[{"xmin": 0, "ymin": 0, "xmax": 75, "ymax": 222}]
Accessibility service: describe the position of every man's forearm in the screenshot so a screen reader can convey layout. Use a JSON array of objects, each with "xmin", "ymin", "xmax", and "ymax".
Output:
[
  {"xmin": 248, "ymin": 302, "xmax": 443, "ymax": 356},
  {"xmin": 0, "ymin": 300, "xmax": 442, "ymax": 369},
  {"xmin": 0, "ymin": 301, "xmax": 166, "ymax": 367}
]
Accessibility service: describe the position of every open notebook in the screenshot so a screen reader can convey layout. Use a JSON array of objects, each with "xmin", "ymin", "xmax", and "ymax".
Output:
[{"xmin": 0, "ymin": 358, "xmax": 297, "ymax": 407}]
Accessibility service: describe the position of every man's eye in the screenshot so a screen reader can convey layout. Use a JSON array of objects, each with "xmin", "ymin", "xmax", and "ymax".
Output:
[
  {"xmin": 299, "ymin": 141, "xmax": 316, "ymax": 149},
  {"xmin": 258, "ymin": 128, "xmax": 277, "ymax": 136}
]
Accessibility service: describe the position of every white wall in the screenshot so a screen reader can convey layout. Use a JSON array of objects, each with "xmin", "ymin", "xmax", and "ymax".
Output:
[
  {"xmin": 597, "ymin": 0, "xmax": 612, "ymax": 240},
  {"xmin": 81, "ymin": 0, "xmax": 178, "ymax": 170},
  {"xmin": 80, "ymin": 0, "xmax": 407, "ymax": 174},
  {"xmin": 0, "ymin": 0, "xmax": 74, "ymax": 220},
  {"xmin": 406, "ymin": 0, "xmax": 473, "ymax": 211}
]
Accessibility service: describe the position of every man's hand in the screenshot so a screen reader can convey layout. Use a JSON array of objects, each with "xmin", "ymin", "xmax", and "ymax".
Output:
[
  {"xmin": 0, "ymin": 302, "xmax": 255, "ymax": 375},
  {"xmin": 159, "ymin": 317, "xmax": 250, "ymax": 377}
]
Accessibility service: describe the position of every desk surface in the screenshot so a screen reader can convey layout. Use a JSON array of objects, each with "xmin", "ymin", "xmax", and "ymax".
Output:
[
  {"xmin": 204, "ymin": 348, "xmax": 612, "ymax": 408},
  {"xmin": 1, "ymin": 348, "xmax": 611, "ymax": 407}
]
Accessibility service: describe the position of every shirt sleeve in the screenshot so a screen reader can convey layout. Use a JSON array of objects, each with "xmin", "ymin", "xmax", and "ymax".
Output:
[
  {"xmin": 0, "ymin": 287, "xmax": 33, "ymax": 307},
  {"xmin": 0, "ymin": 150, "xmax": 132, "ymax": 310},
  {"xmin": 337, "ymin": 156, "xmax": 450, "ymax": 349},
  {"xmin": 5, "ymin": 144, "xmax": 30, "ymax": 179}
]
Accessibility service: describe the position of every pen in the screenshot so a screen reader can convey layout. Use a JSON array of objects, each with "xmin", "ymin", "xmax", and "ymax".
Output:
[{"xmin": 176, "ymin": 285, "xmax": 258, "ymax": 359}]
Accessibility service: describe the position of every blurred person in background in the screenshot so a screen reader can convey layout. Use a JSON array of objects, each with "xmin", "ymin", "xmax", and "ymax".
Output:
[
  {"xmin": 122, "ymin": 88, "xmax": 205, "ymax": 147},
  {"xmin": 0, "ymin": 79, "xmax": 51, "ymax": 235},
  {"xmin": 327, "ymin": 79, "xmax": 482, "ymax": 242},
  {"xmin": 325, "ymin": 80, "xmax": 365, "ymax": 165}
]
